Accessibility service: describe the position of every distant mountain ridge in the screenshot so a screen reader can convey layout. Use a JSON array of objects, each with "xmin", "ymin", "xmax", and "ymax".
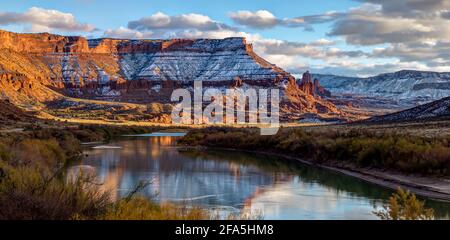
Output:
[
  {"xmin": 365, "ymin": 96, "xmax": 450, "ymax": 123},
  {"xmin": 315, "ymin": 70, "xmax": 450, "ymax": 103}
]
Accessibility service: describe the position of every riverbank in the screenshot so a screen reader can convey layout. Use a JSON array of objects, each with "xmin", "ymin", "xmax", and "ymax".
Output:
[
  {"xmin": 178, "ymin": 127, "xmax": 450, "ymax": 202},
  {"xmin": 257, "ymin": 150, "xmax": 450, "ymax": 202}
]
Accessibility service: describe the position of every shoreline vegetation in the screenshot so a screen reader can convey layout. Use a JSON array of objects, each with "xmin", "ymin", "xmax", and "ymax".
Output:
[
  {"xmin": 179, "ymin": 127, "xmax": 450, "ymax": 176},
  {"xmin": 178, "ymin": 126, "xmax": 450, "ymax": 201}
]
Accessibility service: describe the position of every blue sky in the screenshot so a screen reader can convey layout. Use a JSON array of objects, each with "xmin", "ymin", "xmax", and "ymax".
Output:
[{"xmin": 0, "ymin": 0, "xmax": 449, "ymax": 77}]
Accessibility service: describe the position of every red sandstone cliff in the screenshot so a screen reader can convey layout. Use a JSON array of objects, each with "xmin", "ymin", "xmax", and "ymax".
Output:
[
  {"xmin": 0, "ymin": 29, "xmax": 346, "ymax": 120},
  {"xmin": 297, "ymin": 71, "xmax": 331, "ymax": 98}
]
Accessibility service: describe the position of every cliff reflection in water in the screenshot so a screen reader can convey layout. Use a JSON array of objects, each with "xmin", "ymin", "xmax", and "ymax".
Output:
[
  {"xmin": 75, "ymin": 136, "xmax": 286, "ymax": 211},
  {"xmin": 68, "ymin": 136, "xmax": 450, "ymax": 219}
]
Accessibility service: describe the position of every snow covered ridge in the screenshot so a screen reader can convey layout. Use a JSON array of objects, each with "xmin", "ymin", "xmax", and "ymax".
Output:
[
  {"xmin": 0, "ymin": 30, "xmax": 292, "ymax": 83},
  {"xmin": 316, "ymin": 70, "xmax": 450, "ymax": 103},
  {"xmin": 0, "ymin": 30, "xmax": 295, "ymax": 100},
  {"xmin": 119, "ymin": 50, "xmax": 287, "ymax": 82},
  {"xmin": 365, "ymin": 96, "xmax": 450, "ymax": 123},
  {"xmin": 86, "ymin": 37, "xmax": 292, "ymax": 83}
]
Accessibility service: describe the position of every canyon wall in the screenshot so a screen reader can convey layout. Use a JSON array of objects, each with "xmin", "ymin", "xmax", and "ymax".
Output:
[
  {"xmin": 0, "ymin": 30, "xmax": 344, "ymax": 119},
  {"xmin": 0, "ymin": 30, "xmax": 295, "ymax": 103}
]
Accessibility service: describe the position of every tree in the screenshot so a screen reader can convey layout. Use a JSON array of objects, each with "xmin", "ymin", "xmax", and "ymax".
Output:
[{"xmin": 374, "ymin": 188, "xmax": 434, "ymax": 220}]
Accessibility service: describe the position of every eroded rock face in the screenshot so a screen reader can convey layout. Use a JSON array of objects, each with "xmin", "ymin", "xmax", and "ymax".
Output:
[
  {"xmin": 297, "ymin": 71, "xmax": 331, "ymax": 98},
  {"xmin": 0, "ymin": 71, "xmax": 59, "ymax": 104},
  {"xmin": 283, "ymin": 78, "xmax": 339, "ymax": 115},
  {"xmin": 0, "ymin": 30, "xmax": 297, "ymax": 103},
  {"xmin": 313, "ymin": 78, "xmax": 331, "ymax": 97}
]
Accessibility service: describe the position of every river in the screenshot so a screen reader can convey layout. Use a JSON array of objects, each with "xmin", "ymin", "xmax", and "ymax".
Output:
[{"xmin": 68, "ymin": 133, "xmax": 450, "ymax": 220}]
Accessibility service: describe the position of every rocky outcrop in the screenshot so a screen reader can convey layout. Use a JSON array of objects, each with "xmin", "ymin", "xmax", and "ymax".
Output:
[
  {"xmin": 282, "ymin": 78, "xmax": 341, "ymax": 118},
  {"xmin": 313, "ymin": 78, "xmax": 331, "ymax": 97},
  {"xmin": 298, "ymin": 71, "xmax": 314, "ymax": 95},
  {"xmin": 0, "ymin": 70, "xmax": 60, "ymax": 104},
  {"xmin": 297, "ymin": 71, "xmax": 331, "ymax": 97}
]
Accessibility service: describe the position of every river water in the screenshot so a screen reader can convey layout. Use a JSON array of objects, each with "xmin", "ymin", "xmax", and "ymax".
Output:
[{"xmin": 68, "ymin": 134, "xmax": 450, "ymax": 220}]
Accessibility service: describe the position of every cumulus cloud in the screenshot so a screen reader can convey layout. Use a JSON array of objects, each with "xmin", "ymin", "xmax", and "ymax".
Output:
[
  {"xmin": 0, "ymin": 7, "xmax": 97, "ymax": 32},
  {"xmin": 246, "ymin": 1, "xmax": 450, "ymax": 75},
  {"xmin": 328, "ymin": 14, "xmax": 434, "ymax": 45},
  {"xmin": 356, "ymin": 0, "xmax": 450, "ymax": 17},
  {"xmin": 254, "ymin": 39, "xmax": 369, "ymax": 59},
  {"xmin": 373, "ymin": 41, "xmax": 450, "ymax": 63},
  {"xmin": 328, "ymin": 1, "xmax": 450, "ymax": 45},
  {"xmin": 103, "ymin": 27, "xmax": 153, "ymax": 39},
  {"xmin": 310, "ymin": 38, "xmax": 336, "ymax": 46},
  {"xmin": 229, "ymin": 10, "xmax": 345, "ymax": 30},
  {"xmin": 102, "ymin": 11, "xmax": 264, "ymax": 41},
  {"xmin": 128, "ymin": 12, "xmax": 234, "ymax": 31},
  {"xmin": 284, "ymin": 11, "xmax": 347, "ymax": 29},
  {"xmin": 229, "ymin": 10, "xmax": 279, "ymax": 29},
  {"xmin": 103, "ymin": 26, "xmax": 260, "ymax": 41}
]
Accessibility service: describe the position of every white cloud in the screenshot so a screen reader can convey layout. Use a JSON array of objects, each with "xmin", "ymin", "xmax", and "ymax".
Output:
[
  {"xmin": 310, "ymin": 38, "xmax": 335, "ymax": 46},
  {"xmin": 328, "ymin": 0, "xmax": 450, "ymax": 46},
  {"xmin": 128, "ymin": 12, "xmax": 234, "ymax": 31},
  {"xmin": 321, "ymin": 0, "xmax": 450, "ymax": 72},
  {"xmin": 357, "ymin": 0, "xmax": 450, "ymax": 17},
  {"xmin": 229, "ymin": 10, "xmax": 279, "ymax": 29},
  {"xmin": 254, "ymin": 39, "xmax": 369, "ymax": 59},
  {"xmin": 229, "ymin": 10, "xmax": 345, "ymax": 31},
  {"xmin": 328, "ymin": 11, "xmax": 436, "ymax": 45},
  {"xmin": 103, "ymin": 26, "xmax": 153, "ymax": 39},
  {"xmin": 0, "ymin": 7, "xmax": 97, "ymax": 32},
  {"xmin": 106, "ymin": 12, "xmax": 264, "ymax": 41}
]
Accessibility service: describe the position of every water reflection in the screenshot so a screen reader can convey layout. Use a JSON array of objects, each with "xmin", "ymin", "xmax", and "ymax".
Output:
[{"xmin": 67, "ymin": 136, "xmax": 450, "ymax": 220}]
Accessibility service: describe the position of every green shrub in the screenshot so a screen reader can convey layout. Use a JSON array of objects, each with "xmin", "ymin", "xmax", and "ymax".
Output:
[
  {"xmin": 179, "ymin": 127, "xmax": 450, "ymax": 175},
  {"xmin": 374, "ymin": 188, "xmax": 434, "ymax": 220}
]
